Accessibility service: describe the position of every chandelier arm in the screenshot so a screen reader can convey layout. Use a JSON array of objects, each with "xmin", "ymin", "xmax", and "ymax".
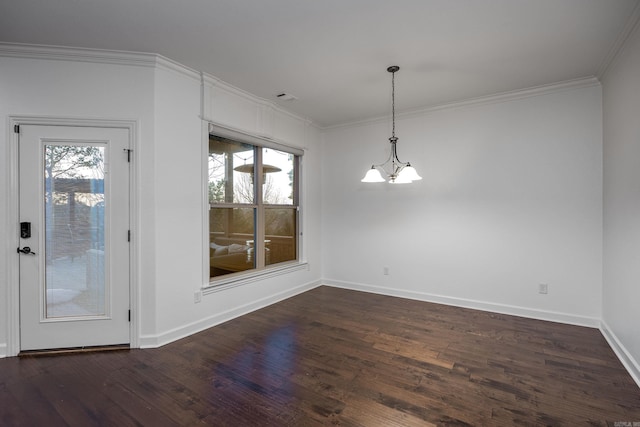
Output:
[
  {"xmin": 390, "ymin": 138, "xmax": 409, "ymax": 166},
  {"xmin": 371, "ymin": 146, "xmax": 395, "ymax": 169},
  {"xmin": 371, "ymin": 137, "xmax": 410, "ymax": 178},
  {"xmin": 393, "ymin": 155, "xmax": 410, "ymax": 167}
]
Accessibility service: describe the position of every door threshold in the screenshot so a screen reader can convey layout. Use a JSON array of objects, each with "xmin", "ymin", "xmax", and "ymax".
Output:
[{"xmin": 19, "ymin": 344, "xmax": 130, "ymax": 357}]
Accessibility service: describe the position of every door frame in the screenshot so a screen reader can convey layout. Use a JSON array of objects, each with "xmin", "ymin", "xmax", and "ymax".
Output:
[{"xmin": 6, "ymin": 116, "xmax": 139, "ymax": 356}]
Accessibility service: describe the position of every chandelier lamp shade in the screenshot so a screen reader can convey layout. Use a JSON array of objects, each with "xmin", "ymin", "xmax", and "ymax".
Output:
[{"xmin": 361, "ymin": 66, "xmax": 422, "ymax": 184}]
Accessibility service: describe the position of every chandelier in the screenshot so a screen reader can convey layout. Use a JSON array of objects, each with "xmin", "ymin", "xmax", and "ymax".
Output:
[{"xmin": 361, "ymin": 66, "xmax": 422, "ymax": 184}]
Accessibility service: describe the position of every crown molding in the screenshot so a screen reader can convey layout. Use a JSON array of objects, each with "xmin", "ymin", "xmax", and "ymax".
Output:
[
  {"xmin": 597, "ymin": 1, "xmax": 640, "ymax": 80},
  {"xmin": 0, "ymin": 42, "xmax": 158, "ymax": 68},
  {"xmin": 323, "ymin": 76, "xmax": 601, "ymax": 131},
  {"xmin": 154, "ymin": 55, "xmax": 200, "ymax": 81},
  {"xmin": 0, "ymin": 42, "xmax": 203, "ymax": 81}
]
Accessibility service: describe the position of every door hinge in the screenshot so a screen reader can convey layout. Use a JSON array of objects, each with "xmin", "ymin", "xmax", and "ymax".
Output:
[
  {"xmin": 14, "ymin": 125, "xmax": 19, "ymax": 133},
  {"xmin": 127, "ymin": 230, "xmax": 131, "ymax": 242},
  {"xmin": 128, "ymin": 310, "xmax": 131, "ymax": 322},
  {"xmin": 124, "ymin": 148, "xmax": 132, "ymax": 162}
]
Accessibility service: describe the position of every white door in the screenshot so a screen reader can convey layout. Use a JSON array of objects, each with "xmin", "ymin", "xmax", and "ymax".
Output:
[{"xmin": 18, "ymin": 125, "xmax": 130, "ymax": 351}]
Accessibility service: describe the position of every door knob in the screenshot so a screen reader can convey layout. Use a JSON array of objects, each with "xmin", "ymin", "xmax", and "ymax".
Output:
[{"xmin": 17, "ymin": 246, "xmax": 36, "ymax": 255}]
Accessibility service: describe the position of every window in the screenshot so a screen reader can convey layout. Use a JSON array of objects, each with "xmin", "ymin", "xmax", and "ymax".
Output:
[{"xmin": 208, "ymin": 133, "xmax": 300, "ymax": 282}]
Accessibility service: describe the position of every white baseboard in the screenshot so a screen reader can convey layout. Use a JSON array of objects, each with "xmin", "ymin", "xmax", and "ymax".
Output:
[
  {"xmin": 139, "ymin": 280, "xmax": 322, "ymax": 349},
  {"xmin": 323, "ymin": 279, "xmax": 601, "ymax": 328},
  {"xmin": 0, "ymin": 343, "xmax": 7, "ymax": 358},
  {"xmin": 600, "ymin": 321, "xmax": 640, "ymax": 389}
]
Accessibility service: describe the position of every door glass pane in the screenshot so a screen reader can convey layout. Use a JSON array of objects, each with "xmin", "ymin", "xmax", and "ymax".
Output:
[
  {"xmin": 209, "ymin": 207, "xmax": 256, "ymax": 278},
  {"xmin": 262, "ymin": 148, "xmax": 295, "ymax": 205},
  {"xmin": 44, "ymin": 144, "xmax": 106, "ymax": 318},
  {"xmin": 265, "ymin": 208, "xmax": 297, "ymax": 265},
  {"xmin": 209, "ymin": 136, "xmax": 254, "ymax": 204}
]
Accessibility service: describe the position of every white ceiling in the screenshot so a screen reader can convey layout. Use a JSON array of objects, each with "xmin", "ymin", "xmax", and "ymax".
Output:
[{"xmin": 1, "ymin": 0, "xmax": 639, "ymax": 127}]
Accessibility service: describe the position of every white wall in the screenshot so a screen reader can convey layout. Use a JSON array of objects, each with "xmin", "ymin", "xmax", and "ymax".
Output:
[
  {"xmin": 602, "ymin": 22, "xmax": 640, "ymax": 383},
  {"xmin": 322, "ymin": 84, "xmax": 603, "ymax": 325},
  {"xmin": 0, "ymin": 47, "xmax": 323, "ymax": 355},
  {"xmin": 143, "ymin": 62, "xmax": 203, "ymax": 340}
]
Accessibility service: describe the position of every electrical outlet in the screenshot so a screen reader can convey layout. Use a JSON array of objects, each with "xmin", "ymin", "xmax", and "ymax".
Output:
[
  {"xmin": 538, "ymin": 283, "xmax": 548, "ymax": 294},
  {"xmin": 194, "ymin": 291, "xmax": 202, "ymax": 303},
  {"xmin": 383, "ymin": 266, "xmax": 390, "ymax": 275}
]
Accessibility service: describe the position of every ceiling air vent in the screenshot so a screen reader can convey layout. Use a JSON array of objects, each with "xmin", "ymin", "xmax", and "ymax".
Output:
[{"xmin": 276, "ymin": 93, "xmax": 297, "ymax": 101}]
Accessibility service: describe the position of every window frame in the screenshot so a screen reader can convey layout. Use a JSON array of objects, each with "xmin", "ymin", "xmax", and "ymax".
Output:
[{"xmin": 202, "ymin": 124, "xmax": 305, "ymax": 292}]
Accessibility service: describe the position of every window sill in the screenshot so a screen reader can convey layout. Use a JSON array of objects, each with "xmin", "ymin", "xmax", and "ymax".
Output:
[{"xmin": 202, "ymin": 261, "xmax": 309, "ymax": 295}]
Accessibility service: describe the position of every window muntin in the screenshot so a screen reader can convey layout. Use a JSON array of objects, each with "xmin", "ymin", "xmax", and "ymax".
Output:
[{"xmin": 208, "ymin": 135, "xmax": 299, "ymax": 281}]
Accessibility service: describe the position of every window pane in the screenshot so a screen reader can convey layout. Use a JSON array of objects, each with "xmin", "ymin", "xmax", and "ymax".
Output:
[
  {"xmin": 44, "ymin": 144, "xmax": 106, "ymax": 318},
  {"xmin": 209, "ymin": 207, "xmax": 256, "ymax": 278},
  {"xmin": 209, "ymin": 136, "xmax": 254, "ymax": 204},
  {"xmin": 262, "ymin": 148, "xmax": 294, "ymax": 205},
  {"xmin": 265, "ymin": 207, "xmax": 297, "ymax": 265}
]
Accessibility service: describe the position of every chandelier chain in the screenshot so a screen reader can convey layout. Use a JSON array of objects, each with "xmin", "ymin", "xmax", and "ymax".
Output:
[{"xmin": 391, "ymin": 69, "xmax": 396, "ymax": 139}]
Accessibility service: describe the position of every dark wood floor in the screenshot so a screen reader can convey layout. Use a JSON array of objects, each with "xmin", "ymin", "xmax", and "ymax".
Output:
[{"xmin": 1, "ymin": 286, "xmax": 640, "ymax": 426}]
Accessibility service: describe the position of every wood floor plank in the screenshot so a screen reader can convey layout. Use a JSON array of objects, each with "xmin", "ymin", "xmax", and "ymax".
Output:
[
  {"xmin": 0, "ymin": 385, "xmax": 34, "ymax": 426},
  {"xmin": 1, "ymin": 286, "xmax": 639, "ymax": 425}
]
